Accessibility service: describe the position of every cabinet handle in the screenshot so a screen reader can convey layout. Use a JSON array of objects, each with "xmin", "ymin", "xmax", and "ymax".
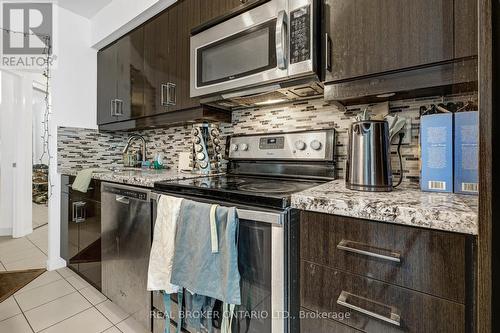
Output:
[
  {"xmin": 111, "ymin": 99, "xmax": 124, "ymax": 116},
  {"xmin": 72, "ymin": 201, "xmax": 86, "ymax": 223},
  {"xmin": 325, "ymin": 32, "xmax": 332, "ymax": 72},
  {"xmin": 276, "ymin": 10, "xmax": 288, "ymax": 70},
  {"xmin": 116, "ymin": 99, "xmax": 124, "ymax": 116},
  {"xmin": 337, "ymin": 291, "xmax": 401, "ymax": 327},
  {"xmin": 161, "ymin": 83, "xmax": 176, "ymax": 106},
  {"xmin": 337, "ymin": 239, "xmax": 401, "ymax": 263},
  {"xmin": 110, "ymin": 99, "xmax": 116, "ymax": 116}
]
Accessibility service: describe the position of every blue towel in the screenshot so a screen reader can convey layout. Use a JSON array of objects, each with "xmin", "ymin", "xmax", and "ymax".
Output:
[{"xmin": 171, "ymin": 199, "xmax": 241, "ymax": 306}]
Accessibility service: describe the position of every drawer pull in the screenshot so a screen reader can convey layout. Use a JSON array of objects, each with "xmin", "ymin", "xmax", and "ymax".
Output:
[
  {"xmin": 337, "ymin": 290, "xmax": 401, "ymax": 327},
  {"xmin": 337, "ymin": 240, "xmax": 401, "ymax": 263},
  {"xmin": 72, "ymin": 201, "xmax": 86, "ymax": 223}
]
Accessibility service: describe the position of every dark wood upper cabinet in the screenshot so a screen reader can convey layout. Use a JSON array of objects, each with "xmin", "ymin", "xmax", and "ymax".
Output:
[
  {"xmin": 454, "ymin": 0, "xmax": 478, "ymax": 58},
  {"xmin": 168, "ymin": 0, "xmax": 201, "ymax": 112},
  {"xmin": 324, "ymin": 0, "xmax": 455, "ymax": 82},
  {"xmin": 97, "ymin": 45, "xmax": 118, "ymax": 125},
  {"xmin": 97, "ymin": 27, "xmax": 145, "ymax": 125},
  {"xmin": 116, "ymin": 28, "xmax": 145, "ymax": 120},
  {"xmin": 143, "ymin": 9, "xmax": 170, "ymax": 116},
  {"xmin": 199, "ymin": 0, "xmax": 248, "ymax": 23}
]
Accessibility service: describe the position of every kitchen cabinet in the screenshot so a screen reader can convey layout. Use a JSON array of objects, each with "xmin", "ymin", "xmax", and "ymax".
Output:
[
  {"xmin": 323, "ymin": 0, "xmax": 455, "ymax": 82},
  {"xmin": 144, "ymin": 2, "xmax": 198, "ymax": 116},
  {"xmin": 299, "ymin": 211, "xmax": 475, "ymax": 332},
  {"xmin": 61, "ymin": 176, "xmax": 102, "ymax": 290},
  {"xmin": 322, "ymin": 0, "xmax": 478, "ymax": 104},
  {"xmin": 97, "ymin": 27, "xmax": 145, "ymax": 125},
  {"xmin": 199, "ymin": 0, "xmax": 249, "ymax": 23},
  {"xmin": 99, "ymin": 0, "xmax": 233, "ymax": 130},
  {"xmin": 454, "ymin": 0, "xmax": 478, "ymax": 58}
]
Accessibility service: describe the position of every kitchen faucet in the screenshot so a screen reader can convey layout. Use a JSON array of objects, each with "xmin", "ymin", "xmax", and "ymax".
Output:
[{"xmin": 123, "ymin": 134, "xmax": 147, "ymax": 162}]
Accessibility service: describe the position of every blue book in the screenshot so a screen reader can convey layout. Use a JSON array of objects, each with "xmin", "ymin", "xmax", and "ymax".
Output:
[
  {"xmin": 420, "ymin": 113, "xmax": 454, "ymax": 193},
  {"xmin": 454, "ymin": 111, "xmax": 479, "ymax": 195}
]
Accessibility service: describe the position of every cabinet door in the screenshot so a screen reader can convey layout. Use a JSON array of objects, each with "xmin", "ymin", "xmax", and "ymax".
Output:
[
  {"xmin": 168, "ymin": 0, "xmax": 201, "ymax": 112},
  {"xmin": 324, "ymin": 0, "xmax": 454, "ymax": 82},
  {"xmin": 97, "ymin": 46, "xmax": 117, "ymax": 125},
  {"xmin": 199, "ymin": 0, "xmax": 247, "ymax": 23},
  {"xmin": 67, "ymin": 197, "xmax": 79, "ymax": 273},
  {"xmin": 144, "ymin": 10, "xmax": 170, "ymax": 115},
  {"xmin": 116, "ymin": 27, "xmax": 145, "ymax": 120},
  {"xmin": 454, "ymin": 0, "xmax": 478, "ymax": 58}
]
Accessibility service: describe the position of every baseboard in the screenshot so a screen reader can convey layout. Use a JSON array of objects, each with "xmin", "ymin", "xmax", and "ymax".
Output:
[
  {"xmin": 0, "ymin": 227, "xmax": 12, "ymax": 236},
  {"xmin": 46, "ymin": 257, "xmax": 66, "ymax": 271}
]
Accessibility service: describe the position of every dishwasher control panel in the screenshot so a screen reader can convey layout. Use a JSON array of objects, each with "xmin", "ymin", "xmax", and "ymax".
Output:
[{"xmin": 102, "ymin": 184, "xmax": 149, "ymax": 201}]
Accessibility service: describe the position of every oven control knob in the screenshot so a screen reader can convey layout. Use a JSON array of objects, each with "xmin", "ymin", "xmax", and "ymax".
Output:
[
  {"xmin": 230, "ymin": 144, "xmax": 238, "ymax": 152},
  {"xmin": 211, "ymin": 128, "xmax": 220, "ymax": 137},
  {"xmin": 310, "ymin": 140, "xmax": 322, "ymax": 151},
  {"xmin": 295, "ymin": 140, "xmax": 306, "ymax": 150},
  {"xmin": 239, "ymin": 143, "xmax": 249, "ymax": 151}
]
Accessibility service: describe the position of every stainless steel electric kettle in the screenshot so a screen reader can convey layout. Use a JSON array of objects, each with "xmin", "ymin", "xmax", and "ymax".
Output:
[{"xmin": 346, "ymin": 120, "xmax": 393, "ymax": 192}]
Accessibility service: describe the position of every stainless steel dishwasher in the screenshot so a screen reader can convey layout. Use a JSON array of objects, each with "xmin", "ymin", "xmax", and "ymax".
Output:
[{"xmin": 101, "ymin": 183, "xmax": 152, "ymax": 331}]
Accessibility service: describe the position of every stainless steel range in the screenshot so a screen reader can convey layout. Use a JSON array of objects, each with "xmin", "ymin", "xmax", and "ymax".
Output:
[{"xmin": 153, "ymin": 129, "xmax": 336, "ymax": 333}]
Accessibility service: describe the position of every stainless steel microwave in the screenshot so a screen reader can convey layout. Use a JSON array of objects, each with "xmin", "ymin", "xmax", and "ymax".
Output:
[{"xmin": 190, "ymin": 0, "xmax": 319, "ymax": 101}]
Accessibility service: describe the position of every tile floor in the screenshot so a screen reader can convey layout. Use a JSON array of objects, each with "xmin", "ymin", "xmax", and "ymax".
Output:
[
  {"xmin": 0, "ymin": 226, "xmax": 151, "ymax": 333},
  {"xmin": 32, "ymin": 203, "xmax": 49, "ymax": 229}
]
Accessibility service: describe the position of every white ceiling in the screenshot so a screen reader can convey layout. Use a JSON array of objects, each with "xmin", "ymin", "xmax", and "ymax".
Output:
[{"xmin": 58, "ymin": 0, "xmax": 112, "ymax": 19}]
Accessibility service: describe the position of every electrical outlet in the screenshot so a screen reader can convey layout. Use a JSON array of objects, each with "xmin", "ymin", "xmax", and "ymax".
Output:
[{"xmin": 391, "ymin": 117, "xmax": 412, "ymax": 145}]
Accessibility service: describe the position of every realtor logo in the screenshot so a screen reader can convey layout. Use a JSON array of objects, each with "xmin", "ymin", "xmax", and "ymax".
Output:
[
  {"xmin": 1, "ymin": 2, "xmax": 55, "ymax": 69},
  {"xmin": 2, "ymin": 3, "xmax": 52, "ymax": 54}
]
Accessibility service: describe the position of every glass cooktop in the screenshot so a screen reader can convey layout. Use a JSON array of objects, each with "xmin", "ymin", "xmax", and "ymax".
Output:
[{"xmin": 154, "ymin": 175, "xmax": 325, "ymax": 209}]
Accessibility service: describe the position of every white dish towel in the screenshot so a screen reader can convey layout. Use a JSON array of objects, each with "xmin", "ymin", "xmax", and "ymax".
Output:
[{"xmin": 147, "ymin": 195, "xmax": 183, "ymax": 293}]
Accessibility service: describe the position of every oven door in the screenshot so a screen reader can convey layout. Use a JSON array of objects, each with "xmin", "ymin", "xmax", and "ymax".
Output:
[
  {"xmin": 190, "ymin": 0, "xmax": 288, "ymax": 98},
  {"xmin": 236, "ymin": 210, "xmax": 284, "ymax": 333},
  {"xmin": 151, "ymin": 194, "xmax": 286, "ymax": 333}
]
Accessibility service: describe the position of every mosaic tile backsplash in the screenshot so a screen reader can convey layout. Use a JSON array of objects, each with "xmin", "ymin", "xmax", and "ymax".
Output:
[{"xmin": 58, "ymin": 93, "xmax": 477, "ymax": 183}]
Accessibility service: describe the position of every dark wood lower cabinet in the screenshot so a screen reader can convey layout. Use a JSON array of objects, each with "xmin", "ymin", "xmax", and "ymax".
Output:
[
  {"xmin": 299, "ymin": 211, "xmax": 474, "ymax": 333},
  {"xmin": 301, "ymin": 261, "xmax": 465, "ymax": 333},
  {"xmin": 62, "ymin": 176, "xmax": 102, "ymax": 290}
]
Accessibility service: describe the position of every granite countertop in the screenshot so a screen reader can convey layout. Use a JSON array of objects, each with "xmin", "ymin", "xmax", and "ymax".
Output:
[
  {"xmin": 58, "ymin": 167, "xmax": 206, "ymax": 188},
  {"xmin": 291, "ymin": 179, "xmax": 478, "ymax": 235}
]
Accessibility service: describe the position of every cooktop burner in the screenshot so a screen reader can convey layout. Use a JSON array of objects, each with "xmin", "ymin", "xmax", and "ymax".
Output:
[
  {"xmin": 237, "ymin": 182, "xmax": 300, "ymax": 193},
  {"xmin": 154, "ymin": 174, "xmax": 325, "ymax": 209}
]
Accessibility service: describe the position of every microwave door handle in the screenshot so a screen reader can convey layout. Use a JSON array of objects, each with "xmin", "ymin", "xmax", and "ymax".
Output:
[{"xmin": 276, "ymin": 10, "xmax": 287, "ymax": 70}]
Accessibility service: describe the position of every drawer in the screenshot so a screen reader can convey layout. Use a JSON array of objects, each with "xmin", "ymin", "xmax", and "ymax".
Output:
[
  {"xmin": 301, "ymin": 262, "xmax": 465, "ymax": 333},
  {"xmin": 300, "ymin": 211, "xmax": 468, "ymax": 303}
]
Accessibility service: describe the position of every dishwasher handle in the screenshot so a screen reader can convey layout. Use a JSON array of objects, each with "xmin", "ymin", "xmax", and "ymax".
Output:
[
  {"xmin": 101, "ymin": 183, "xmax": 151, "ymax": 202},
  {"xmin": 115, "ymin": 196, "xmax": 130, "ymax": 205}
]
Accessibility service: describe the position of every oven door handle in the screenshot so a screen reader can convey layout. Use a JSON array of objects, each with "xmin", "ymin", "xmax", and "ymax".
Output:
[
  {"xmin": 276, "ymin": 10, "xmax": 288, "ymax": 70},
  {"xmin": 237, "ymin": 209, "xmax": 284, "ymax": 225},
  {"xmin": 151, "ymin": 193, "xmax": 284, "ymax": 225}
]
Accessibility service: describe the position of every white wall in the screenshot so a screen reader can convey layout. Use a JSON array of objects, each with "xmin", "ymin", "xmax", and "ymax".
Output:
[
  {"xmin": 47, "ymin": 6, "xmax": 97, "ymax": 270},
  {"xmin": 90, "ymin": 0, "xmax": 176, "ymax": 48}
]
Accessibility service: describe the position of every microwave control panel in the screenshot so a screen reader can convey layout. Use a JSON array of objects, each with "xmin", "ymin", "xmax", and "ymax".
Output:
[{"xmin": 290, "ymin": 5, "xmax": 311, "ymax": 64}]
